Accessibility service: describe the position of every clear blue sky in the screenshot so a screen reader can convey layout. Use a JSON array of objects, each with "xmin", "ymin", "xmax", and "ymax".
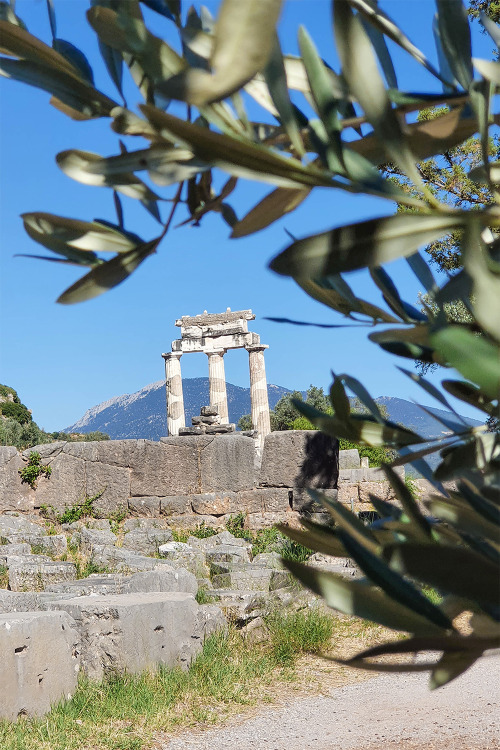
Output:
[{"xmin": 0, "ymin": 1, "xmax": 491, "ymax": 431}]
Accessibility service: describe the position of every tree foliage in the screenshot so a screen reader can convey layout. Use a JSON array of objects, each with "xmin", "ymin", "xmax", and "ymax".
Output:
[{"xmin": 2, "ymin": 0, "xmax": 500, "ymax": 689}]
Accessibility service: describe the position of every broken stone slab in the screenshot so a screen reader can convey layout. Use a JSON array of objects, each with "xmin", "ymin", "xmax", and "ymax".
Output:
[
  {"xmin": 252, "ymin": 551, "xmax": 285, "ymax": 569},
  {"xmin": 205, "ymin": 424, "xmax": 236, "ymax": 434},
  {"xmin": 159, "ymin": 496, "xmax": 191, "ymax": 516},
  {"xmin": 128, "ymin": 496, "xmax": 161, "ymax": 516},
  {"xmin": 192, "ymin": 416, "xmax": 220, "ymax": 426},
  {"xmin": 0, "ymin": 514, "xmax": 44, "ymax": 537},
  {"xmin": 187, "ymin": 530, "xmax": 251, "ymax": 552},
  {"xmin": 121, "ymin": 528, "xmax": 173, "ymax": 556},
  {"xmin": 240, "ymin": 616, "xmax": 268, "ymax": 645},
  {"xmin": 245, "ymin": 511, "xmax": 299, "ymax": 531},
  {"xmin": 86, "ymin": 519, "xmax": 113, "ymax": 531},
  {"xmin": 164, "ymin": 514, "xmax": 221, "ymax": 530},
  {"xmin": 204, "ymin": 544, "xmax": 251, "ymax": 567},
  {"xmin": 72, "ymin": 527, "xmax": 117, "ymax": 555},
  {"xmin": 46, "ymin": 592, "xmax": 204, "ymax": 681},
  {"xmin": 210, "ymin": 590, "xmax": 268, "ymax": 624},
  {"xmin": 0, "ymin": 590, "xmax": 43, "ymax": 613},
  {"xmin": 0, "ymin": 610, "xmax": 80, "ymax": 720},
  {"xmin": 200, "ymin": 405, "xmax": 218, "ymax": 417},
  {"xmin": 179, "ymin": 426, "xmax": 206, "ymax": 435},
  {"xmin": 7, "ymin": 533, "xmax": 67, "ymax": 557},
  {"xmin": 194, "ymin": 604, "xmax": 227, "ymax": 641},
  {"xmin": 157, "ymin": 542, "xmax": 208, "ymax": 578},
  {"xmin": 0, "ymin": 543, "xmax": 31, "ymax": 563},
  {"xmin": 8, "ymin": 561, "xmax": 77, "ymax": 592},
  {"xmin": 123, "ymin": 517, "xmax": 170, "ymax": 531},
  {"xmin": 46, "ymin": 566, "xmax": 198, "ymax": 597},
  {"xmin": 211, "ymin": 567, "xmax": 291, "ymax": 592},
  {"xmin": 90, "ymin": 545, "xmax": 172, "ymax": 574}
]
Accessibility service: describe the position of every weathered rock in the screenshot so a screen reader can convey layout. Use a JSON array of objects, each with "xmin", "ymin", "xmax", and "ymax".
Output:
[
  {"xmin": 337, "ymin": 483, "xmax": 360, "ymax": 504},
  {"xmin": 358, "ymin": 480, "xmax": 398, "ymax": 504},
  {"xmin": 157, "ymin": 542, "xmax": 208, "ymax": 578},
  {"xmin": 7, "ymin": 533, "xmax": 67, "ymax": 557},
  {"xmin": 200, "ymin": 406, "xmax": 218, "ymax": 417},
  {"xmin": 0, "ymin": 610, "xmax": 80, "ymax": 720},
  {"xmin": 0, "ymin": 590, "xmax": 43, "ymax": 613},
  {"xmin": 128, "ymin": 496, "xmax": 161, "ymax": 516},
  {"xmin": 0, "ymin": 448, "xmax": 35, "ymax": 513},
  {"xmin": 47, "ymin": 592, "xmax": 203, "ymax": 681},
  {"xmin": 0, "ymin": 515, "xmax": 43, "ymax": 537},
  {"xmin": 130, "ymin": 440, "xmax": 199, "ymax": 496},
  {"xmin": 211, "ymin": 590, "xmax": 268, "ymax": 623},
  {"xmin": 241, "ymin": 616, "xmax": 268, "ymax": 645},
  {"xmin": 165, "ymin": 514, "xmax": 221, "ymax": 530},
  {"xmin": 0, "ymin": 543, "xmax": 31, "ymax": 563},
  {"xmin": 179, "ymin": 426, "xmax": 206, "ymax": 435},
  {"xmin": 259, "ymin": 431, "xmax": 339, "ymax": 489},
  {"xmin": 30, "ymin": 452, "xmax": 86, "ymax": 513},
  {"xmin": 245, "ymin": 511, "xmax": 298, "ymax": 531},
  {"xmin": 338, "ymin": 466, "xmax": 405, "ymax": 483},
  {"xmin": 291, "ymin": 487, "xmax": 337, "ymax": 512},
  {"xmin": 212, "ymin": 568, "xmax": 273, "ymax": 592},
  {"xmin": 73, "ymin": 527, "xmax": 117, "ymax": 555},
  {"xmin": 191, "ymin": 493, "xmax": 233, "ymax": 516},
  {"xmin": 205, "ymin": 424, "xmax": 235, "ymax": 434},
  {"xmin": 236, "ymin": 488, "xmax": 292, "ymax": 514},
  {"xmin": 205, "ymin": 545, "xmax": 251, "ymax": 567},
  {"xmin": 90, "ymin": 545, "xmax": 170, "ymax": 573},
  {"xmin": 338, "ymin": 449, "xmax": 361, "ymax": 469},
  {"xmin": 85, "ymin": 462, "xmax": 130, "ymax": 517},
  {"xmin": 46, "ymin": 566, "xmax": 198, "ymax": 597},
  {"xmin": 8, "ymin": 561, "xmax": 77, "ymax": 591},
  {"xmin": 123, "ymin": 518, "xmax": 169, "ymax": 531},
  {"xmin": 159, "ymin": 495, "xmax": 191, "ymax": 516},
  {"xmin": 252, "ymin": 551, "xmax": 284, "ymax": 569},
  {"xmin": 160, "ymin": 435, "xmax": 255, "ymax": 492},
  {"xmin": 121, "ymin": 528, "xmax": 173, "ymax": 555},
  {"xmin": 193, "ymin": 604, "xmax": 227, "ymax": 641},
  {"xmin": 86, "ymin": 519, "xmax": 112, "ymax": 531}
]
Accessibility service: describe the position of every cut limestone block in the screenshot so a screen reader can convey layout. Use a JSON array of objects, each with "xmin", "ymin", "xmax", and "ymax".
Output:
[
  {"xmin": 47, "ymin": 592, "xmax": 202, "ymax": 681},
  {"xmin": 7, "ymin": 533, "xmax": 67, "ymax": 557},
  {"xmin": 128, "ymin": 496, "xmax": 161, "ymax": 516},
  {"xmin": 121, "ymin": 528, "xmax": 173, "ymax": 555},
  {"xmin": 8, "ymin": 561, "xmax": 77, "ymax": 592},
  {"xmin": 90, "ymin": 545, "xmax": 171, "ymax": 574},
  {"xmin": 338, "ymin": 449, "xmax": 361, "ymax": 469},
  {"xmin": 0, "ymin": 610, "xmax": 80, "ymax": 720},
  {"xmin": 0, "ymin": 447, "xmax": 36, "ymax": 513},
  {"xmin": 259, "ymin": 431, "xmax": 339, "ymax": 489}
]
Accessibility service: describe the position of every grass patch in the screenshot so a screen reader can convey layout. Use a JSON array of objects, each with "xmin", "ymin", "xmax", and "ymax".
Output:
[
  {"xmin": 266, "ymin": 608, "xmax": 334, "ymax": 667},
  {"xmin": 0, "ymin": 611, "xmax": 341, "ymax": 750},
  {"xmin": 0, "ymin": 564, "xmax": 9, "ymax": 589}
]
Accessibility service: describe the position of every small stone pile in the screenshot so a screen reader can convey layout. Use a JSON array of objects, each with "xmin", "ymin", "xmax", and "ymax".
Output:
[{"xmin": 179, "ymin": 405, "xmax": 236, "ymax": 436}]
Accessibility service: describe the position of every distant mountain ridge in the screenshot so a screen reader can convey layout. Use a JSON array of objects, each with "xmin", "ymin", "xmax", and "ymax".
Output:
[
  {"xmin": 65, "ymin": 378, "xmax": 292, "ymax": 440},
  {"xmin": 64, "ymin": 378, "xmax": 484, "ymax": 442}
]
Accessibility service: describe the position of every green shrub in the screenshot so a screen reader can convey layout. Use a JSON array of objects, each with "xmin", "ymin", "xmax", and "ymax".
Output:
[
  {"xmin": 57, "ymin": 490, "xmax": 104, "ymax": 524},
  {"xmin": 0, "ymin": 400, "xmax": 32, "ymax": 424},
  {"xmin": 19, "ymin": 451, "xmax": 52, "ymax": 489}
]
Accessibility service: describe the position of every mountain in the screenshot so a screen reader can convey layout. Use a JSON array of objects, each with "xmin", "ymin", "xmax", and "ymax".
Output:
[
  {"xmin": 65, "ymin": 379, "xmax": 485, "ymax": 442},
  {"xmin": 65, "ymin": 378, "xmax": 292, "ymax": 440}
]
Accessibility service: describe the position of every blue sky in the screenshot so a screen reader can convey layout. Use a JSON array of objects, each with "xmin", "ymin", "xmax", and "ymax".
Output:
[{"xmin": 0, "ymin": 1, "xmax": 492, "ymax": 431}]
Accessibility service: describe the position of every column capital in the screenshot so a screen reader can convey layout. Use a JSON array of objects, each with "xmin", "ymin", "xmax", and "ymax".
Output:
[
  {"xmin": 245, "ymin": 344, "xmax": 269, "ymax": 353},
  {"xmin": 206, "ymin": 348, "xmax": 226, "ymax": 357},
  {"xmin": 162, "ymin": 351, "xmax": 182, "ymax": 360}
]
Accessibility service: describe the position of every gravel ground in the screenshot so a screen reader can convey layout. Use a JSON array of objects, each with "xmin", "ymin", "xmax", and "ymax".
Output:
[{"xmin": 159, "ymin": 656, "xmax": 500, "ymax": 750}]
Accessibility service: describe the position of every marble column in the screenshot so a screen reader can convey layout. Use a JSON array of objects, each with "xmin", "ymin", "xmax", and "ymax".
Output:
[
  {"xmin": 247, "ymin": 345, "xmax": 271, "ymax": 445},
  {"xmin": 163, "ymin": 352, "xmax": 185, "ymax": 436},
  {"xmin": 207, "ymin": 350, "xmax": 229, "ymax": 423}
]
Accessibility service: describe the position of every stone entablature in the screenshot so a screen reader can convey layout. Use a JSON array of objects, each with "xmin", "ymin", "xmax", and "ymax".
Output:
[{"xmin": 163, "ymin": 309, "xmax": 272, "ymax": 448}]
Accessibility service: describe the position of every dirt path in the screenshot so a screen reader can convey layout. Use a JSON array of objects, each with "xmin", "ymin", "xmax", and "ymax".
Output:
[{"xmin": 157, "ymin": 656, "xmax": 500, "ymax": 750}]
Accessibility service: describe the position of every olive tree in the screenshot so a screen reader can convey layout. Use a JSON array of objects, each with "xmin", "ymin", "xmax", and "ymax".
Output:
[{"xmin": 1, "ymin": 0, "xmax": 499, "ymax": 688}]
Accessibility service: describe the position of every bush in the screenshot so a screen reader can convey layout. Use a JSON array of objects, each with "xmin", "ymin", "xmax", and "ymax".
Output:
[{"xmin": 18, "ymin": 451, "xmax": 52, "ymax": 489}]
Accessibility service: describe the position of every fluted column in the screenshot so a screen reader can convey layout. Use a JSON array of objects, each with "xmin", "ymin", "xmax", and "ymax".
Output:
[
  {"xmin": 247, "ymin": 344, "xmax": 271, "ymax": 445},
  {"xmin": 163, "ymin": 352, "xmax": 185, "ymax": 436},
  {"xmin": 207, "ymin": 350, "xmax": 229, "ymax": 423}
]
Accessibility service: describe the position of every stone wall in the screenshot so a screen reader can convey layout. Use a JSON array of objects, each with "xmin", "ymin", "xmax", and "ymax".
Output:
[{"xmin": 0, "ymin": 431, "xmax": 401, "ymax": 527}]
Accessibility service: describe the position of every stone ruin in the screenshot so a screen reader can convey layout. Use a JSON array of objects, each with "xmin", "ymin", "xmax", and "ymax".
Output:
[
  {"xmin": 163, "ymin": 309, "xmax": 271, "ymax": 450},
  {"xmin": 179, "ymin": 404, "xmax": 236, "ymax": 436}
]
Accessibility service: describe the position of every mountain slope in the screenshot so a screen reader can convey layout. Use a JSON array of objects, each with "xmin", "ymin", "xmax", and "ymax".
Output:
[
  {"xmin": 65, "ymin": 378, "xmax": 292, "ymax": 440},
  {"xmin": 65, "ymin": 380, "xmax": 485, "ymax": 442}
]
